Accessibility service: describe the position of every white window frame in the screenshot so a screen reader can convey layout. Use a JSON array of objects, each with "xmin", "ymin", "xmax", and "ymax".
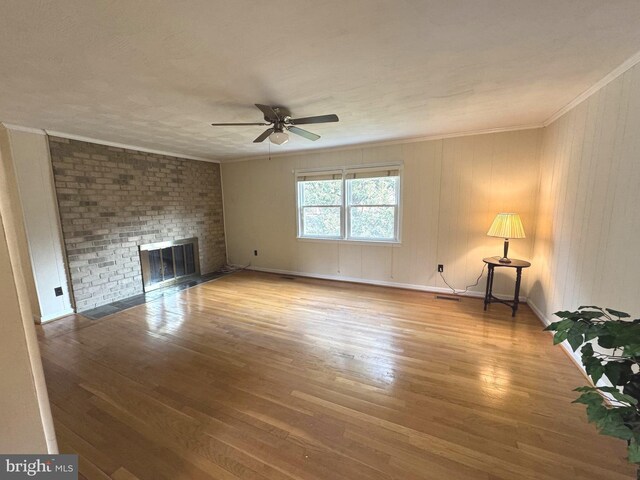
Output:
[
  {"xmin": 295, "ymin": 164, "xmax": 402, "ymax": 244},
  {"xmin": 296, "ymin": 173, "xmax": 344, "ymax": 240}
]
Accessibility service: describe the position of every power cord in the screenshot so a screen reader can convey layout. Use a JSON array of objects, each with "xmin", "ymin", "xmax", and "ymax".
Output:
[{"xmin": 439, "ymin": 263, "xmax": 487, "ymax": 295}]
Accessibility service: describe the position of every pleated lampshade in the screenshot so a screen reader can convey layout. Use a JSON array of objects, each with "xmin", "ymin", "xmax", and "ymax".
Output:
[{"xmin": 487, "ymin": 213, "xmax": 526, "ymax": 239}]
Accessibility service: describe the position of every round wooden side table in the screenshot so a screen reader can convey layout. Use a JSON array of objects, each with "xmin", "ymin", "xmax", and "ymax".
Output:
[{"xmin": 483, "ymin": 256, "xmax": 531, "ymax": 317}]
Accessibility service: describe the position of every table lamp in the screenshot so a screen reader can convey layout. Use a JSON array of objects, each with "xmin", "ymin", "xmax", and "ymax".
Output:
[{"xmin": 487, "ymin": 213, "xmax": 525, "ymax": 264}]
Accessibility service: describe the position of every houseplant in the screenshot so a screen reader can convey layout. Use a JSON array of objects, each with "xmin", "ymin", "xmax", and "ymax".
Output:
[{"xmin": 545, "ymin": 307, "xmax": 640, "ymax": 478}]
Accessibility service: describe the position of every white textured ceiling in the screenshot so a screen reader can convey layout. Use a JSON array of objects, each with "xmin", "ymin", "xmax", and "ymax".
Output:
[{"xmin": 1, "ymin": 1, "xmax": 640, "ymax": 161}]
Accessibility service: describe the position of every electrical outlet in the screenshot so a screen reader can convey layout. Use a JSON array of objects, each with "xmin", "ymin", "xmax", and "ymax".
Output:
[
  {"xmin": 254, "ymin": 250, "xmax": 258, "ymax": 256},
  {"xmin": 54, "ymin": 287, "xmax": 63, "ymax": 297},
  {"xmin": 438, "ymin": 264, "xmax": 444, "ymax": 273}
]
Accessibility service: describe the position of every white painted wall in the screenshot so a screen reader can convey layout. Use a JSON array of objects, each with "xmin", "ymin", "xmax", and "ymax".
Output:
[
  {"xmin": 222, "ymin": 129, "xmax": 541, "ymax": 298},
  {"xmin": 4, "ymin": 127, "xmax": 73, "ymax": 322},
  {"xmin": 529, "ymin": 61, "xmax": 640, "ymax": 326},
  {"xmin": 0, "ymin": 129, "xmax": 57, "ymax": 452}
]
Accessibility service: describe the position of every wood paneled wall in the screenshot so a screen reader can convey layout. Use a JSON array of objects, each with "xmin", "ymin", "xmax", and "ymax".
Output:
[
  {"xmin": 529, "ymin": 62, "xmax": 640, "ymax": 324},
  {"xmin": 222, "ymin": 129, "xmax": 541, "ymax": 298}
]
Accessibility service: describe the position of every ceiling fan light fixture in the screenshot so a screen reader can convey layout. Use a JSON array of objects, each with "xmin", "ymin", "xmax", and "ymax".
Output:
[{"xmin": 269, "ymin": 131, "xmax": 289, "ymax": 145}]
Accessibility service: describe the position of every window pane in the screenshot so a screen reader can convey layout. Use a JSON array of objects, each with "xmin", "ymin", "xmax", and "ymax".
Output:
[
  {"xmin": 348, "ymin": 177, "xmax": 398, "ymax": 206},
  {"xmin": 302, "ymin": 206, "xmax": 341, "ymax": 237},
  {"xmin": 349, "ymin": 206, "xmax": 396, "ymax": 240},
  {"xmin": 300, "ymin": 180, "xmax": 342, "ymax": 206}
]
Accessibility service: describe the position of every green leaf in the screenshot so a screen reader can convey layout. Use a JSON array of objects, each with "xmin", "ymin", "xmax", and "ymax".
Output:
[
  {"xmin": 585, "ymin": 325, "xmax": 604, "ymax": 341},
  {"xmin": 574, "ymin": 386, "xmax": 598, "ymax": 393},
  {"xmin": 597, "ymin": 334, "xmax": 616, "ymax": 349},
  {"xmin": 579, "ymin": 311, "xmax": 607, "ymax": 320},
  {"xmin": 599, "ymin": 421, "xmax": 634, "ymax": 440},
  {"xmin": 572, "ymin": 322, "xmax": 589, "ymax": 334},
  {"xmin": 606, "ymin": 308, "xmax": 631, "ymax": 318},
  {"xmin": 556, "ymin": 319, "xmax": 576, "ymax": 331},
  {"xmin": 602, "ymin": 322, "xmax": 640, "ymax": 347},
  {"xmin": 629, "ymin": 438, "xmax": 640, "ymax": 464},
  {"xmin": 544, "ymin": 321, "xmax": 562, "ymax": 331},
  {"xmin": 609, "ymin": 390, "xmax": 639, "ymax": 405},
  {"xmin": 573, "ymin": 391, "xmax": 604, "ymax": 406},
  {"xmin": 604, "ymin": 362, "xmax": 633, "ymax": 386},
  {"xmin": 578, "ymin": 385, "xmax": 638, "ymax": 405},
  {"xmin": 623, "ymin": 344, "xmax": 640, "ymax": 357},
  {"xmin": 553, "ymin": 330, "xmax": 569, "ymax": 345},
  {"xmin": 579, "ymin": 305, "xmax": 602, "ymax": 310},
  {"xmin": 584, "ymin": 356, "xmax": 605, "ymax": 383},
  {"xmin": 567, "ymin": 330, "xmax": 585, "ymax": 351},
  {"xmin": 591, "ymin": 365, "xmax": 605, "ymax": 384},
  {"xmin": 623, "ymin": 374, "xmax": 640, "ymax": 401},
  {"xmin": 597, "ymin": 386, "xmax": 625, "ymax": 394},
  {"xmin": 585, "ymin": 402, "xmax": 608, "ymax": 423},
  {"xmin": 581, "ymin": 343, "xmax": 594, "ymax": 359}
]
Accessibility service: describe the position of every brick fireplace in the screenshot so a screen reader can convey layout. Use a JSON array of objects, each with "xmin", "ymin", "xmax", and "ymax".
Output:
[{"xmin": 49, "ymin": 137, "xmax": 226, "ymax": 311}]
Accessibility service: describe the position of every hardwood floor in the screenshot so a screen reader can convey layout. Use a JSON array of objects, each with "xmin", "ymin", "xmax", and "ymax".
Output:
[{"xmin": 38, "ymin": 271, "xmax": 634, "ymax": 480}]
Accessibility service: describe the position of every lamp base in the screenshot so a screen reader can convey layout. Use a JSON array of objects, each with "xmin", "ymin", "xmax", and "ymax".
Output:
[{"xmin": 498, "ymin": 239, "xmax": 511, "ymax": 263}]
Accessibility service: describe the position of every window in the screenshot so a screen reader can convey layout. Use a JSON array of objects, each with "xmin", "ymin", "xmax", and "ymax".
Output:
[
  {"xmin": 296, "ymin": 166, "xmax": 401, "ymax": 242},
  {"xmin": 297, "ymin": 172, "xmax": 343, "ymax": 239}
]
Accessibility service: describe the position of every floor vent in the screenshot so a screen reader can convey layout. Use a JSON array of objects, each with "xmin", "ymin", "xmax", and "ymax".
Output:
[{"xmin": 436, "ymin": 295, "xmax": 460, "ymax": 302}]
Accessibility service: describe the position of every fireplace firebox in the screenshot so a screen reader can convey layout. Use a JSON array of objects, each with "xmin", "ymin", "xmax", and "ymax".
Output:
[{"xmin": 139, "ymin": 238, "xmax": 200, "ymax": 292}]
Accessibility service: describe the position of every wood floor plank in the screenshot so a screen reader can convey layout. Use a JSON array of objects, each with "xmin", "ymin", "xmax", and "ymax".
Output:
[{"xmin": 38, "ymin": 271, "xmax": 635, "ymax": 479}]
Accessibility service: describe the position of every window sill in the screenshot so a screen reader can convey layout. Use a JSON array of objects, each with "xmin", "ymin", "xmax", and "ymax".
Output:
[{"xmin": 297, "ymin": 237, "xmax": 401, "ymax": 247}]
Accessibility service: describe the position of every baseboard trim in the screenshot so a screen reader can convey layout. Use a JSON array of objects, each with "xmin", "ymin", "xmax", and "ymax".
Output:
[
  {"xmin": 242, "ymin": 265, "xmax": 527, "ymax": 302},
  {"xmin": 527, "ymin": 299, "xmax": 593, "ymax": 384},
  {"xmin": 37, "ymin": 308, "xmax": 76, "ymax": 324}
]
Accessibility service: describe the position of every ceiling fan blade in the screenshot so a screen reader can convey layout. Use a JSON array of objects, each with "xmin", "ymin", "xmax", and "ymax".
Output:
[
  {"xmin": 288, "ymin": 126, "xmax": 320, "ymax": 141},
  {"xmin": 211, "ymin": 122, "xmax": 271, "ymax": 126},
  {"xmin": 288, "ymin": 114, "xmax": 339, "ymax": 125},
  {"xmin": 255, "ymin": 104, "xmax": 279, "ymax": 122},
  {"xmin": 253, "ymin": 128, "xmax": 274, "ymax": 143}
]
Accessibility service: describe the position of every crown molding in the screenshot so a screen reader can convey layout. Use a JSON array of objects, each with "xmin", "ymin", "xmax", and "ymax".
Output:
[
  {"xmin": 1, "ymin": 123, "xmax": 47, "ymax": 135},
  {"xmin": 543, "ymin": 48, "xmax": 640, "ymax": 127},
  {"xmin": 1, "ymin": 122, "xmax": 221, "ymax": 163},
  {"xmin": 221, "ymin": 123, "xmax": 544, "ymax": 164},
  {"xmin": 44, "ymin": 130, "xmax": 221, "ymax": 163},
  {"xmin": 44, "ymin": 129, "xmax": 220, "ymax": 163}
]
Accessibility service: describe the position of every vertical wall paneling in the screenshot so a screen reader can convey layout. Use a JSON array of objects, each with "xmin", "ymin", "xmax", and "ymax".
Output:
[
  {"xmin": 222, "ymin": 129, "xmax": 541, "ymax": 298},
  {"xmin": 530, "ymin": 62, "xmax": 640, "ymax": 328},
  {"xmin": 0, "ymin": 127, "xmax": 57, "ymax": 452},
  {"xmin": 8, "ymin": 129, "xmax": 74, "ymax": 322}
]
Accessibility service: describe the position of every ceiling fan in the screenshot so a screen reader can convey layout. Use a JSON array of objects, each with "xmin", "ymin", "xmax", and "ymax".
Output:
[{"xmin": 211, "ymin": 104, "xmax": 339, "ymax": 145}]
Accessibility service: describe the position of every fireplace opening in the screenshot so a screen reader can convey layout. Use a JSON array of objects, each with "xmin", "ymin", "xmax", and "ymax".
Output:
[{"xmin": 139, "ymin": 238, "xmax": 200, "ymax": 292}]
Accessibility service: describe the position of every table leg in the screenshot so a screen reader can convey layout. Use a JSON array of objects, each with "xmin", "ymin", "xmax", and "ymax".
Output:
[
  {"xmin": 484, "ymin": 265, "xmax": 493, "ymax": 311},
  {"xmin": 512, "ymin": 267, "xmax": 523, "ymax": 317}
]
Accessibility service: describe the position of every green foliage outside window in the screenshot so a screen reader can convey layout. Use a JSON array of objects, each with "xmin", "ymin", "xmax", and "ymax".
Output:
[{"xmin": 300, "ymin": 180, "xmax": 341, "ymax": 206}]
